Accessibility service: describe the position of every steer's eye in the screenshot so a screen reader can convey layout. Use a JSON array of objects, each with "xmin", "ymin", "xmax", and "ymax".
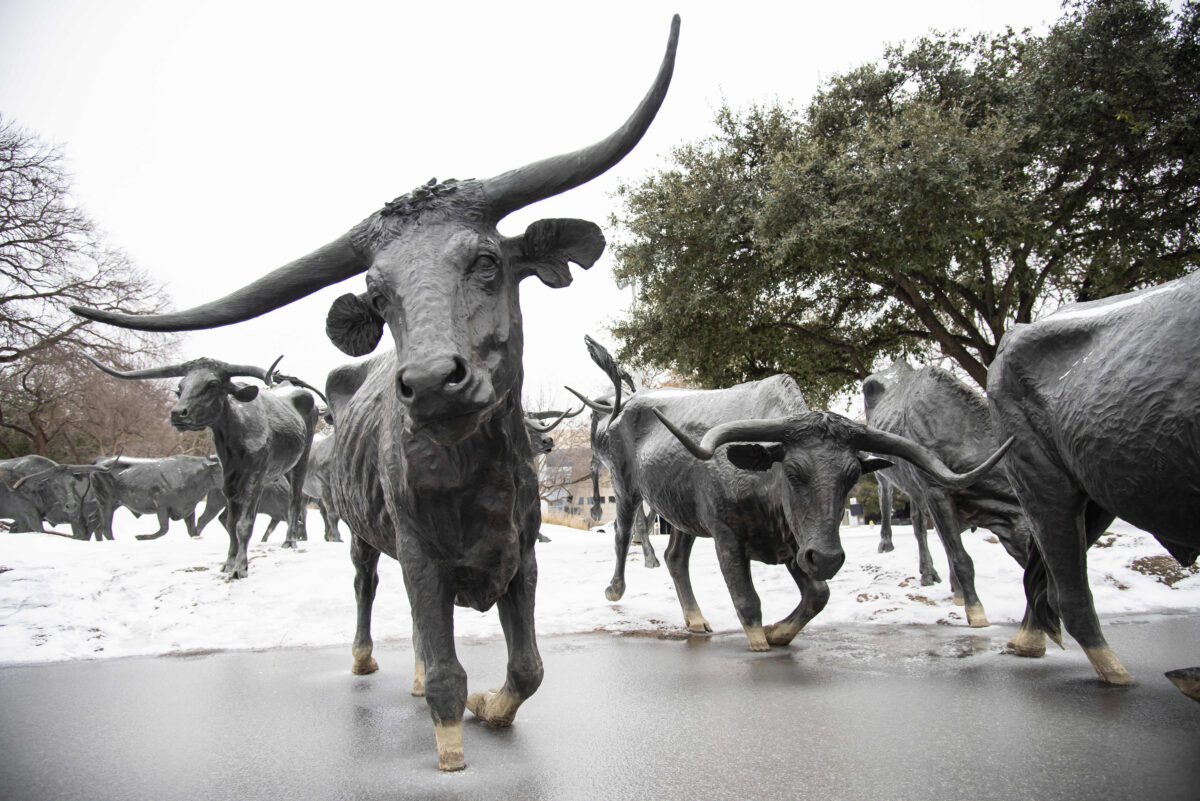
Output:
[
  {"xmin": 207, "ymin": 380, "xmax": 220, "ymax": 390},
  {"xmin": 471, "ymin": 254, "xmax": 500, "ymax": 282}
]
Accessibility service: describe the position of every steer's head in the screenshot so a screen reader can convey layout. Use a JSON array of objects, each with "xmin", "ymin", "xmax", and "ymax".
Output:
[
  {"xmin": 71, "ymin": 17, "xmax": 680, "ymax": 446},
  {"xmin": 82, "ymin": 354, "xmax": 276, "ymax": 431},
  {"xmin": 653, "ymin": 409, "xmax": 1014, "ymax": 581}
]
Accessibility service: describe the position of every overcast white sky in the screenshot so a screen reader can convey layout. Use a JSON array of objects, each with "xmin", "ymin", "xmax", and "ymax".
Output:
[{"xmin": 0, "ymin": 0, "xmax": 1067, "ymax": 411}]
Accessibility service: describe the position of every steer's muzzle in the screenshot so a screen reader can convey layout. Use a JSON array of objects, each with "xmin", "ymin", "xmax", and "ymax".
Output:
[
  {"xmin": 800, "ymin": 547, "xmax": 846, "ymax": 581},
  {"xmin": 169, "ymin": 407, "xmax": 204, "ymax": 432},
  {"xmin": 396, "ymin": 354, "xmax": 494, "ymax": 443}
]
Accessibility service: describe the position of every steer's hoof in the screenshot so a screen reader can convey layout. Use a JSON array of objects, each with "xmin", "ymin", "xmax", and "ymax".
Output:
[
  {"xmin": 685, "ymin": 618, "xmax": 713, "ymax": 634},
  {"xmin": 433, "ymin": 722, "xmax": 465, "ymax": 772},
  {"xmin": 467, "ymin": 688, "xmax": 516, "ymax": 728},
  {"xmin": 1165, "ymin": 668, "xmax": 1200, "ymax": 703},
  {"xmin": 744, "ymin": 626, "xmax": 770, "ymax": 652},
  {"xmin": 1085, "ymin": 647, "xmax": 1136, "ymax": 686},
  {"xmin": 604, "ymin": 579, "xmax": 625, "ymax": 602},
  {"xmin": 965, "ymin": 604, "xmax": 990, "ymax": 628},
  {"xmin": 351, "ymin": 657, "xmax": 378, "ymax": 675},
  {"xmin": 644, "ymin": 555, "xmax": 661, "ymax": 569},
  {"xmin": 878, "ymin": 541, "xmax": 894, "ymax": 553},
  {"xmin": 1003, "ymin": 625, "xmax": 1047, "ymax": 658},
  {"xmin": 764, "ymin": 623, "xmax": 799, "ymax": 647},
  {"xmin": 281, "ymin": 539, "xmax": 297, "ymax": 550}
]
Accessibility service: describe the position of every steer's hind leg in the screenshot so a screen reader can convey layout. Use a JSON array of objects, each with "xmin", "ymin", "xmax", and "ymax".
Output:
[
  {"xmin": 282, "ymin": 465, "xmax": 309, "ymax": 549},
  {"xmin": 350, "ymin": 535, "xmax": 381, "ymax": 675},
  {"xmin": 320, "ymin": 496, "xmax": 343, "ymax": 542},
  {"xmin": 633, "ymin": 505, "xmax": 660, "ymax": 568},
  {"xmin": 135, "ymin": 510, "xmax": 171, "ymax": 541},
  {"xmin": 911, "ymin": 505, "xmax": 941, "ymax": 585},
  {"xmin": 765, "ymin": 560, "xmax": 830, "ymax": 646},
  {"xmin": 467, "ymin": 546, "xmax": 544, "ymax": 728},
  {"xmin": 605, "ymin": 492, "xmax": 641, "ymax": 602},
  {"xmin": 926, "ymin": 496, "xmax": 987, "ymax": 627},
  {"xmin": 1007, "ymin": 445, "xmax": 1132, "ymax": 684},
  {"xmin": 878, "ymin": 477, "xmax": 894, "ymax": 553},
  {"xmin": 664, "ymin": 531, "xmax": 710, "ymax": 633}
]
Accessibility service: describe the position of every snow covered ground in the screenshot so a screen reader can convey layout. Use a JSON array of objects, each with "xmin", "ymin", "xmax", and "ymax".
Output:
[{"xmin": 0, "ymin": 510, "xmax": 1197, "ymax": 665}]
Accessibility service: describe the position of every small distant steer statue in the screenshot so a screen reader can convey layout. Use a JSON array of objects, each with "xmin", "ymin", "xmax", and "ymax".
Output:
[
  {"xmin": 987, "ymin": 271, "xmax": 1200, "ymax": 691},
  {"xmin": 570, "ymin": 338, "xmax": 1013, "ymax": 651},
  {"xmin": 862, "ymin": 361, "xmax": 1033, "ymax": 630},
  {"xmin": 299, "ymin": 433, "xmax": 345, "ymax": 543},
  {"xmin": 83, "ymin": 356, "xmax": 318, "ymax": 577},
  {"xmin": 88, "ymin": 455, "xmax": 223, "ymax": 540},
  {"xmin": 0, "ymin": 456, "xmax": 104, "ymax": 539},
  {"xmin": 72, "ymin": 16, "xmax": 680, "ymax": 771}
]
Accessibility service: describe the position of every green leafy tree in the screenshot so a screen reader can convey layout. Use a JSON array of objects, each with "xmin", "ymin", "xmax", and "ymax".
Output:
[{"xmin": 611, "ymin": 0, "xmax": 1199, "ymax": 402}]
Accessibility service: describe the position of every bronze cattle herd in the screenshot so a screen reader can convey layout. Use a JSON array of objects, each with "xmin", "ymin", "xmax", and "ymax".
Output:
[{"xmin": 0, "ymin": 15, "xmax": 1191, "ymax": 770}]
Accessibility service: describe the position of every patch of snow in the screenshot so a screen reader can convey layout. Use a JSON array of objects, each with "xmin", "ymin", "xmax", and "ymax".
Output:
[{"xmin": 0, "ymin": 511, "xmax": 1196, "ymax": 665}]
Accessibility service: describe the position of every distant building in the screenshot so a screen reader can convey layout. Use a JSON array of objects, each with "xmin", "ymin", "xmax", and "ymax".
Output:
[{"xmin": 538, "ymin": 426, "xmax": 616, "ymax": 526}]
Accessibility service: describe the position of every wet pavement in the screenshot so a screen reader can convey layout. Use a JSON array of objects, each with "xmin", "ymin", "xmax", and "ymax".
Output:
[{"xmin": 1, "ymin": 614, "xmax": 1198, "ymax": 801}]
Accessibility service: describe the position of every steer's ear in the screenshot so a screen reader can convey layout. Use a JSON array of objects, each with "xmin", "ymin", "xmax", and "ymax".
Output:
[
  {"xmin": 725, "ymin": 443, "xmax": 786, "ymax": 472},
  {"xmin": 858, "ymin": 456, "xmax": 893, "ymax": 474},
  {"xmin": 506, "ymin": 219, "xmax": 605, "ymax": 288},
  {"xmin": 230, "ymin": 383, "xmax": 260, "ymax": 403},
  {"xmin": 325, "ymin": 292, "xmax": 385, "ymax": 356}
]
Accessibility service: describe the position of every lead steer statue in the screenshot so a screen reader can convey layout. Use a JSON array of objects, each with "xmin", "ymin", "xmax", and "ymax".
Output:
[
  {"xmin": 571, "ymin": 339, "xmax": 1014, "ymax": 651},
  {"xmin": 862, "ymin": 361, "xmax": 1033, "ymax": 630},
  {"xmin": 82, "ymin": 356, "xmax": 318, "ymax": 576},
  {"xmin": 987, "ymin": 271, "xmax": 1200, "ymax": 689},
  {"xmin": 72, "ymin": 17, "xmax": 680, "ymax": 771}
]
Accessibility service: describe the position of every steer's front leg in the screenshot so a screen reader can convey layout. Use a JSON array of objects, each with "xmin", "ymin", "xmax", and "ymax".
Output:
[
  {"xmin": 467, "ymin": 544, "xmax": 543, "ymax": 727},
  {"xmin": 350, "ymin": 534, "xmax": 381, "ymax": 675},
  {"xmin": 403, "ymin": 556, "xmax": 467, "ymax": 771}
]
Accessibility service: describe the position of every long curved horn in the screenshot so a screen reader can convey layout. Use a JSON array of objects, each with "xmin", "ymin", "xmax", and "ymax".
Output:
[
  {"xmin": 525, "ymin": 406, "xmax": 584, "ymax": 434},
  {"xmin": 652, "ymin": 410, "xmax": 789, "ymax": 460},
  {"xmin": 481, "ymin": 15, "xmax": 680, "ymax": 222},
  {"xmin": 851, "ymin": 426, "xmax": 1014, "ymax": 489},
  {"xmin": 565, "ymin": 386, "xmax": 613, "ymax": 414},
  {"xmin": 525, "ymin": 407, "xmax": 585, "ymax": 421},
  {"xmin": 70, "ymin": 233, "xmax": 365, "ymax": 331},
  {"xmin": 13, "ymin": 467, "xmax": 55, "ymax": 490},
  {"xmin": 261, "ymin": 355, "xmax": 286, "ymax": 385},
  {"xmin": 83, "ymin": 354, "xmax": 189, "ymax": 381}
]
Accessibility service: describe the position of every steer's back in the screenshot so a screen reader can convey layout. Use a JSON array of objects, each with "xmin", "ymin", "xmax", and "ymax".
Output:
[
  {"xmin": 610, "ymin": 375, "xmax": 807, "ymax": 542},
  {"xmin": 866, "ymin": 364, "xmax": 1023, "ymax": 525},
  {"xmin": 989, "ymin": 272, "xmax": 1200, "ymax": 546}
]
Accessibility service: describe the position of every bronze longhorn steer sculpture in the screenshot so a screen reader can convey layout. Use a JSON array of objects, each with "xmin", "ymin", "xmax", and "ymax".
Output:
[
  {"xmin": 987, "ymin": 270, "xmax": 1200, "ymax": 690},
  {"xmin": 73, "ymin": 16, "xmax": 680, "ymax": 771},
  {"xmin": 569, "ymin": 337, "xmax": 1013, "ymax": 651},
  {"xmin": 863, "ymin": 360, "xmax": 1035, "ymax": 631},
  {"xmin": 1, "ymin": 456, "xmax": 111, "ymax": 540},
  {"xmin": 82, "ymin": 355, "xmax": 318, "ymax": 576}
]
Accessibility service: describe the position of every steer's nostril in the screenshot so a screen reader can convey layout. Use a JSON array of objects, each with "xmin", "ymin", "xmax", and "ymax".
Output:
[
  {"xmin": 396, "ymin": 374, "xmax": 414, "ymax": 400},
  {"xmin": 446, "ymin": 357, "xmax": 468, "ymax": 387}
]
